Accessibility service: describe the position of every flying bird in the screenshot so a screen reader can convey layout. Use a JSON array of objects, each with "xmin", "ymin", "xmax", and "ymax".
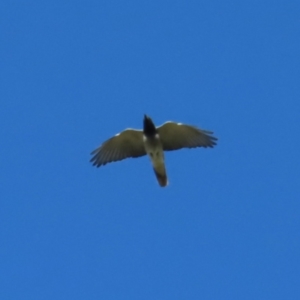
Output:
[{"xmin": 90, "ymin": 115, "xmax": 217, "ymax": 187}]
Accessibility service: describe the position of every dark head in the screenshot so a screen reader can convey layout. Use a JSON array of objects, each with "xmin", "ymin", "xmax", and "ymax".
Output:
[{"xmin": 143, "ymin": 115, "xmax": 157, "ymax": 137}]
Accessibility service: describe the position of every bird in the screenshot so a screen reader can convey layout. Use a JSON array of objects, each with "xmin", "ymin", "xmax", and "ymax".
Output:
[{"xmin": 90, "ymin": 115, "xmax": 217, "ymax": 187}]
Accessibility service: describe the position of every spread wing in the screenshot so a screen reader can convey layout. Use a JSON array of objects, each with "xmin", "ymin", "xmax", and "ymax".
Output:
[
  {"xmin": 90, "ymin": 129, "xmax": 146, "ymax": 167},
  {"xmin": 158, "ymin": 122, "xmax": 217, "ymax": 151}
]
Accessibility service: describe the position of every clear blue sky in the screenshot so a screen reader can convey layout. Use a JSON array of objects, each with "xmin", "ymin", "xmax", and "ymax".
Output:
[{"xmin": 1, "ymin": 1, "xmax": 299, "ymax": 299}]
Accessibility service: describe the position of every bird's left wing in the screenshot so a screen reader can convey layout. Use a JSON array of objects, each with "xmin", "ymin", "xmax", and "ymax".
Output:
[
  {"xmin": 90, "ymin": 129, "xmax": 146, "ymax": 167},
  {"xmin": 158, "ymin": 122, "xmax": 217, "ymax": 151}
]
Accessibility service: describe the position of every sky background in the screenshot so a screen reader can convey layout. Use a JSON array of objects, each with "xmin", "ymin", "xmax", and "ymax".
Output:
[{"xmin": 1, "ymin": 1, "xmax": 300, "ymax": 299}]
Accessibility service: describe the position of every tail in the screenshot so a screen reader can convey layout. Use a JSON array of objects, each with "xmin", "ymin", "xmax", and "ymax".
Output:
[{"xmin": 153, "ymin": 165, "xmax": 168, "ymax": 187}]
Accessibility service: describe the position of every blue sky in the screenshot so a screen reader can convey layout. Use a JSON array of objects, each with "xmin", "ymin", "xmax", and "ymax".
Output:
[{"xmin": 1, "ymin": 1, "xmax": 300, "ymax": 299}]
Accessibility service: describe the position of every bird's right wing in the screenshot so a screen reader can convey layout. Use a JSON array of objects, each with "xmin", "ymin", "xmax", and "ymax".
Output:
[
  {"xmin": 158, "ymin": 122, "xmax": 217, "ymax": 151},
  {"xmin": 90, "ymin": 129, "xmax": 146, "ymax": 167}
]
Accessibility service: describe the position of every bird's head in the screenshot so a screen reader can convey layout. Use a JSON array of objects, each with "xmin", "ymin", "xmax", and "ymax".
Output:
[{"xmin": 143, "ymin": 114, "xmax": 157, "ymax": 137}]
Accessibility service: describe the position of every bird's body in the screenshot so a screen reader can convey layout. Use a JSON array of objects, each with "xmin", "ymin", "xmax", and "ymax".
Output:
[
  {"xmin": 90, "ymin": 115, "xmax": 217, "ymax": 187},
  {"xmin": 142, "ymin": 120, "xmax": 168, "ymax": 186}
]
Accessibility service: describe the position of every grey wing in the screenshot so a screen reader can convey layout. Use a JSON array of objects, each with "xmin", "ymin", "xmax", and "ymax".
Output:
[
  {"xmin": 90, "ymin": 129, "xmax": 146, "ymax": 167},
  {"xmin": 158, "ymin": 122, "xmax": 217, "ymax": 151}
]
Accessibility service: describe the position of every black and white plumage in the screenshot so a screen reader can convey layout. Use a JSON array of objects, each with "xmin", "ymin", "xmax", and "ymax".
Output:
[{"xmin": 90, "ymin": 115, "xmax": 217, "ymax": 187}]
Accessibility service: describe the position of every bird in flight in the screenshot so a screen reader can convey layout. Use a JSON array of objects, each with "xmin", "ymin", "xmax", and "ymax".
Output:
[{"xmin": 90, "ymin": 115, "xmax": 217, "ymax": 187}]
